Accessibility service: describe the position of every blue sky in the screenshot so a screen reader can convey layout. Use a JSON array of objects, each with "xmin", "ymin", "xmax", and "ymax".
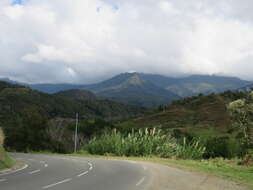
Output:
[{"xmin": 12, "ymin": 0, "xmax": 23, "ymax": 5}]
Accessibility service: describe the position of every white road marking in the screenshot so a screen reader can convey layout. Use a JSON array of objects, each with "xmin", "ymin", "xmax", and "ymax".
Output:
[
  {"xmin": 44, "ymin": 164, "xmax": 48, "ymax": 168},
  {"xmin": 77, "ymin": 171, "xmax": 89, "ymax": 177},
  {"xmin": 136, "ymin": 177, "xmax": 145, "ymax": 186},
  {"xmin": 0, "ymin": 164, "xmax": 28, "ymax": 176},
  {"xmin": 40, "ymin": 161, "xmax": 46, "ymax": 164},
  {"xmin": 42, "ymin": 178, "xmax": 72, "ymax": 189},
  {"xmin": 29, "ymin": 169, "xmax": 41, "ymax": 174},
  {"xmin": 88, "ymin": 162, "xmax": 93, "ymax": 170},
  {"xmin": 0, "ymin": 179, "xmax": 7, "ymax": 182}
]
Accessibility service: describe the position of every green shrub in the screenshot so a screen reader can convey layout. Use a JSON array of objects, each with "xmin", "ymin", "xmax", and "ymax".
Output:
[
  {"xmin": 176, "ymin": 138, "xmax": 206, "ymax": 160},
  {"xmin": 83, "ymin": 129, "xmax": 205, "ymax": 159},
  {"xmin": 204, "ymin": 137, "xmax": 246, "ymax": 158}
]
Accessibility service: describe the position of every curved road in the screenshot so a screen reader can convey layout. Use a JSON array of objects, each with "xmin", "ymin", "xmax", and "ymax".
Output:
[
  {"xmin": 0, "ymin": 153, "xmax": 247, "ymax": 190},
  {"xmin": 0, "ymin": 153, "xmax": 151, "ymax": 190}
]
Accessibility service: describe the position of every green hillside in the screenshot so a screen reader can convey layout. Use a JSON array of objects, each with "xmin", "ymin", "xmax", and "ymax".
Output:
[
  {"xmin": 117, "ymin": 91, "xmax": 249, "ymax": 138},
  {"xmin": 96, "ymin": 90, "xmax": 251, "ymax": 159},
  {"xmin": 55, "ymin": 89, "xmax": 96, "ymax": 101},
  {"xmin": 0, "ymin": 81, "xmax": 143, "ymax": 153}
]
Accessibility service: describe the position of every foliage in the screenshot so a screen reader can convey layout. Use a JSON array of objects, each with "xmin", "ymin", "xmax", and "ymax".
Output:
[
  {"xmin": 204, "ymin": 136, "xmax": 246, "ymax": 159},
  {"xmin": 83, "ymin": 129, "xmax": 205, "ymax": 159},
  {"xmin": 4, "ymin": 106, "xmax": 51, "ymax": 152},
  {"xmin": 0, "ymin": 129, "xmax": 15, "ymax": 169},
  {"xmin": 176, "ymin": 137, "xmax": 206, "ymax": 160},
  {"xmin": 228, "ymin": 94, "xmax": 253, "ymax": 154},
  {"xmin": 68, "ymin": 118, "xmax": 114, "ymax": 139}
]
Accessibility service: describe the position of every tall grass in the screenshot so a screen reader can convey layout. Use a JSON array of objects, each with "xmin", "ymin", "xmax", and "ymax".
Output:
[
  {"xmin": 83, "ymin": 128, "xmax": 205, "ymax": 159},
  {"xmin": 0, "ymin": 128, "xmax": 4, "ymax": 146},
  {"xmin": 176, "ymin": 137, "xmax": 206, "ymax": 160}
]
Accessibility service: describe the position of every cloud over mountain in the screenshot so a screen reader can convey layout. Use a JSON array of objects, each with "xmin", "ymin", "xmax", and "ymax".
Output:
[{"xmin": 1, "ymin": 0, "xmax": 253, "ymax": 83}]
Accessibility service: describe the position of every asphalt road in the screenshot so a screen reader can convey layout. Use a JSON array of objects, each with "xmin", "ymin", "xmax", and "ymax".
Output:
[
  {"xmin": 0, "ymin": 153, "xmax": 247, "ymax": 190},
  {"xmin": 0, "ymin": 153, "xmax": 151, "ymax": 190}
]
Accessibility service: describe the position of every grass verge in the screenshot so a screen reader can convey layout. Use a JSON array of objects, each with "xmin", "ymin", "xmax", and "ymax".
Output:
[{"xmin": 0, "ymin": 145, "xmax": 15, "ymax": 169}]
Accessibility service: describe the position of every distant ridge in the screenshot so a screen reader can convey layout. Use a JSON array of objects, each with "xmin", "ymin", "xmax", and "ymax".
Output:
[
  {"xmin": 81, "ymin": 73, "xmax": 180, "ymax": 107},
  {"xmin": 237, "ymin": 83, "xmax": 253, "ymax": 92},
  {"xmin": 0, "ymin": 73, "xmax": 251, "ymax": 107}
]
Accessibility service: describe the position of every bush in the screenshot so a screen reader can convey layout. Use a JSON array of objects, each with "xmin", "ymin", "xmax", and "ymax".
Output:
[
  {"xmin": 176, "ymin": 138, "xmax": 206, "ymax": 160},
  {"xmin": 84, "ymin": 128, "xmax": 177, "ymax": 157},
  {"xmin": 204, "ymin": 137, "xmax": 246, "ymax": 159},
  {"xmin": 83, "ymin": 129, "xmax": 206, "ymax": 159}
]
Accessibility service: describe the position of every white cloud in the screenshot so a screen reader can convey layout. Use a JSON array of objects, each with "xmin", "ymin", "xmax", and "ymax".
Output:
[
  {"xmin": 0, "ymin": 0, "xmax": 253, "ymax": 83},
  {"xmin": 3, "ymin": 4, "xmax": 24, "ymax": 19}
]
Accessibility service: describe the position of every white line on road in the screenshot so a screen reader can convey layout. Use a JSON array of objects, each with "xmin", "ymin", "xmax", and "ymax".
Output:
[
  {"xmin": 42, "ymin": 178, "xmax": 72, "ymax": 189},
  {"xmin": 29, "ymin": 169, "xmax": 41, "ymax": 174},
  {"xmin": 88, "ymin": 162, "xmax": 93, "ymax": 170},
  {"xmin": 136, "ymin": 177, "xmax": 145, "ymax": 186},
  {"xmin": 77, "ymin": 171, "xmax": 89, "ymax": 177},
  {"xmin": 0, "ymin": 164, "xmax": 28, "ymax": 176},
  {"xmin": 44, "ymin": 164, "xmax": 48, "ymax": 168},
  {"xmin": 0, "ymin": 179, "xmax": 7, "ymax": 182}
]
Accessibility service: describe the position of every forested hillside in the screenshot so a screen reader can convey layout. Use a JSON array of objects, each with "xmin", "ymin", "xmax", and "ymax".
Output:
[
  {"xmin": 120, "ymin": 91, "xmax": 247, "ymax": 132},
  {"xmin": 0, "ymin": 82, "xmax": 143, "ymax": 152}
]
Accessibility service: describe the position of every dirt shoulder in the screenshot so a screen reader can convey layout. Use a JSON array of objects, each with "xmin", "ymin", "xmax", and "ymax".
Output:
[{"xmin": 144, "ymin": 162, "xmax": 248, "ymax": 190}]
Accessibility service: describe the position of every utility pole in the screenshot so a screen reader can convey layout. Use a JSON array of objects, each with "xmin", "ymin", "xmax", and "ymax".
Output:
[{"xmin": 74, "ymin": 113, "xmax": 78, "ymax": 153}]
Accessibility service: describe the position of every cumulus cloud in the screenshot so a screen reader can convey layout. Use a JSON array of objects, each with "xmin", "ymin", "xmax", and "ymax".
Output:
[{"xmin": 0, "ymin": 0, "xmax": 253, "ymax": 83}]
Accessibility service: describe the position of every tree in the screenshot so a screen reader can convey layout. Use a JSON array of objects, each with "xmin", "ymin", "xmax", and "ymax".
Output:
[{"xmin": 228, "ymin": 95, "xmax": 253, "ymax": 150}]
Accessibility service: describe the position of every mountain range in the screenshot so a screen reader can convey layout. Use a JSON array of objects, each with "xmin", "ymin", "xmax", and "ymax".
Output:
[{"xmin": 1, "ymin": 73, "xmax": 251, "ymax": 107}]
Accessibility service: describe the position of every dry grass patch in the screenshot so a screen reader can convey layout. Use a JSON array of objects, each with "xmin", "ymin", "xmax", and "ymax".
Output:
[{"xmin": 0, "ymin": 128, "xmax": 4, "ymax": 145}]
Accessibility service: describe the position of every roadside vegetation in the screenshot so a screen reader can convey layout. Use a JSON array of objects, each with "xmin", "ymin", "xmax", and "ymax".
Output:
[
  {"xmin": 82, "ymin": 91, "xmax": 253, "ymax": 161},
  {"xmin": 84, "ymin": 128, "xmax": 205, "ymax": 159},
  {"xmin": 0, "ymin": 128, "xmax": 15, "ymax": 169},
  {"xmin": 78, "ymin": 91, "xmax": 253, "ymax": 188}
]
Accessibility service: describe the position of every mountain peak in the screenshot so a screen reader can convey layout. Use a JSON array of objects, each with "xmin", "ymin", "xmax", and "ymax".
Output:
[{"xmin": 126, "ymin": 73, "xmax": 145, "ymax": 86}]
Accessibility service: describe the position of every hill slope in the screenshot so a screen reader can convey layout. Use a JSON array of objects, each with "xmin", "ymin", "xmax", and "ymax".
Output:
[
  {"xmin": 118, "ymin": 91, "xmax": 250, "ymax": 137},
  {"xmin": 165, "ymin": 75, "xmax": 251, "ymax": 97},
  {"xmin": 0, "ymin": 81, "xmax": 141, "ymax": 120},
  {"xmin": 55, "ymin": 89, "xmax": 96, "ymax": 101},
  {"xmin": 138, "ymin": 74, "xmax": 250, "ymax": 97},
  {"xmin": 82, "ymin": 73, "xmax": 180, "ymax": 107},
  {"xmin": 131, "ymin": 94, "xmax": 231, "ymax": 130},
  {"xmin": 0, "ymin": 81, "xmax": 143, "ymax": 152}
]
